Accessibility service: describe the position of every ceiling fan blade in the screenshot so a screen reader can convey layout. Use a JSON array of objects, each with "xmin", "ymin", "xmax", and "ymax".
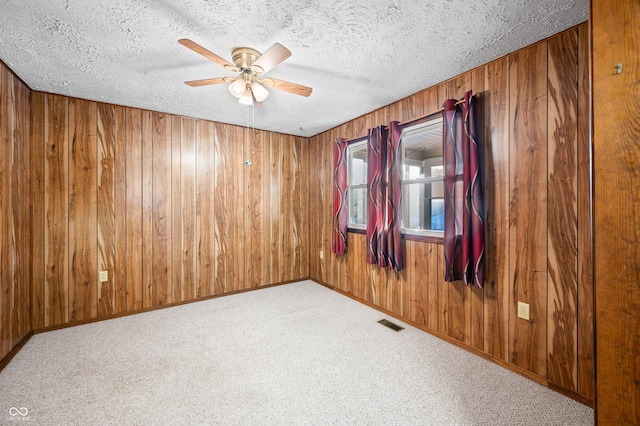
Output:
[
  {"xmin": 261, "ymin": 78, "xmax": 312, "ymax": 97},
  {"xmin": 250, "ymin": 43, "xmax": 291, "ymax": 74},
  {"xmin": 178, "ymin": 39, "xmax": 238, "ymax": 71},
  {"xmin": 184, "ymin": 77, "xmax": 229, "ymax": 87}
]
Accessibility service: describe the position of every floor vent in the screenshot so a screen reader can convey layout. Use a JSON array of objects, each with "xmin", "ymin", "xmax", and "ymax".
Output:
[{"xmin": 378, "ymin": 319, "xmax": 404, "ymax": 332}]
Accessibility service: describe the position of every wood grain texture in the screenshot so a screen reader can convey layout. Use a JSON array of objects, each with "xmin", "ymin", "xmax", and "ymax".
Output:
[
  {"xmin": 469, "ymin": 66, "xmax": 486, "ymax": 352},
  {"xmin": 575, "ymin": 24, "xmax": 594, "ymax": 401},
  {"xmin": 318, "ymin": 126, "xmax": 331, "ymax": 285},
  {"xmin": 0, "ymin": 67, "xmax": 26, "ymax": 355},
  {"xmin": 482, "ymin": 56, "xmax": 510, "ymax": 361},
  {"xmin": 291, "ymin": 137, "xmax": 311, "ymax": 279},
  {"xmin": 547, "ymin": 30, "xmax": 578, "ymax": 392},
  {"xmin": 447, "ymin": 73, "xmax": 472, "ymax": 345},
  {"xmin": 152, "ymin": 112, "xmax": 172, "ymax": 306},
  {"xmin": 401, "ymin": 248, "xmax": 411, "ymax": 318},
  {"xmin": 308, "ymin": 24, "xmax": 592, "ymax": 402},
  {"xmin": 592, "ymin": 0, "xmax": 640, "ymax": 422},
  {"xmin": 437, "ymin": 251, "xmax": 449, "ymax": 335},
  {"xmin": 281, "ymin": 134, "xmax": 294, "ymax": 283},
  {"xmin": 0, "ymin": 66, "xmax": 8, "ymax": 358},
  {"xmin": 213, "ymin": 122, "xmax": 228, "ymax": 295},
  {"xmin": 141, "ymin": 111, "xmax": 153, "ymax": 307},
  {"xmin": 68, "ymin": 99, "xmax": 98, "ymax": 321},
  {"xmin": 387, "ymin": 265, "xmax": 405, "ymax": 317},
  {"xmin": 1, "ymin": 64, "xmax": 312, "ymax": 368},
  {"xmin": 247, "ymin": 129, "xmax": 266, "ymax": 288},
  {"xmin": 293, "ymin": 136, "xmax": 309, "ymax": 280},
  {"xmin": 330, "ymin": 129, "xmax": 349, "ymax": 293},
  {"xmin": 97, "ymin": 103, "xmax": 116, "ymax": 316},
  {"xmin": 31, "ymin": 91, "xmax": 46, "ymax": 330},
  {"xmin": 347, "ymin": 233, "xmax": 364, "ymax": 301},
  {"xmin": 3, "ymin": 23, "xmax": 596, "ymax": 405},
  {"xmin": 44, "ymin": 94, "xmax": 69, "ymax": 327},
  {"xmin": 1, "ymin": 64, "xmax": 13, "ymax": 357},
  {"xmin": 307, "ymin": 135, "xmax": 320, "ymax": 281},
  {"xmin": 508, "ymin": 42, "xmax": 548, "ymax": 377},
  {"xmin": 237, "ymin": 126, "xmax": 249, "ymax": 291},
  {"xmin": 180, "ymin": 117, "xmax": 197, "ymax": 301},
  {"xmin": 434, "ymin": 82, "xmax": 452, "ymax": 337},
  {"xmin": 113, "ymin": 106, "xmax": 127, "ymax": 314},
  {"xmin": 228, "ymin": 125, "xmax": 245, "ymax": 292},
  {"xmin": 196, "ymin": 120, "xmax": 215, "ymax": 297},
  {"xmin": 427, "ymin": 242, "xmax": 440, "ymax": 331},
  {"xmin": 269, "ymin": 133, "xmax": 283, "ymax": 284},
  {"xmin": 170, "ymin": 116, "xmax": 182, "ymax": 303},
  {"xmin": 436, "ymin": 244, "xmax": 449, "ymax": 334},
  {"xmin": 13, "ymin": 76, "xmax": 31, "ymax": 346},
  {"xmin": 409, "ymin": 241, "xmax": 430, "ymax": 327},
  {"xmin": 125, "ymin": 108, "xmax": 144, "ymax": 311}
]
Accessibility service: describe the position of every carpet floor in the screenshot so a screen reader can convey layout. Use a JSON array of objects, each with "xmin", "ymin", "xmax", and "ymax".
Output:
[{"xmin": 0, "ymin": 280, "xmax": 593, "ymax": 425}]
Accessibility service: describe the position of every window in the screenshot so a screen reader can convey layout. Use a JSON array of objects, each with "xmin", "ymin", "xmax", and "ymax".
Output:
[
  {"xmin": 345, "ymin": 117, "xmax": 444, "ymax": 237},
  {"xmin": 347, "ymin": 140, "xmax": 367, "ymax": 228},
  {"xmin": 401, "ymin": 116, "xmax": 444, "ymax": 236}
]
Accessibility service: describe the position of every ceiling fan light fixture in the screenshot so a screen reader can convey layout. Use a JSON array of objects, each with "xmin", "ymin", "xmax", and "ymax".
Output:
[
  {"xmin": 179, "ymin": 39, "xmax": 312, "ymax": 103},
  {"xmin": 251, "ymin": 81, "xmax": 269, "ymax": 102},
  {"xmin": 238, "ymin": 89, "xmax": 253, "ymax": 105},
  {"xmin": 228, "ymin": 78, "xmax": 246, "ymax": 98}
]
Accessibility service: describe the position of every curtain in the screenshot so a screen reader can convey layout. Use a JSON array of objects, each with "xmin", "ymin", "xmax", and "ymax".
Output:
[
  {"xmin": 366, "ymin": 126, "xmax": 385, "ymax": 265},
  {"xmin": 442, "ymin": 91, "xmax": 485, "ymax": 287},
  {"xmin": 366, "ymin": 123, "xmax": 403, "ymax": 271},
  {"xmin": 332, "ymin": 138, "xmax": 349, "ymax": 255}
]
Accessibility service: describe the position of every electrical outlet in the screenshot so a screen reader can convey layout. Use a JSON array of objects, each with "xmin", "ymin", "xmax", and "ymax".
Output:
[
  {"xmin": 99, "ymin": 270, "xmax": 108, "ymax": 282},
  {"xmin": 319, "ymin": 250, "xmax": 324, "ymax": 259},
  {"xmin": 517, "ymin": 302, "xmax": 530, "ymax": 320}
]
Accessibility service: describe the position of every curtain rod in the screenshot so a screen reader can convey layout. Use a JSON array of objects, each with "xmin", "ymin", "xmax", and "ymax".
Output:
[{"xmin": 343, "ymin": 93, "xmax": 479, "ymax": 143}]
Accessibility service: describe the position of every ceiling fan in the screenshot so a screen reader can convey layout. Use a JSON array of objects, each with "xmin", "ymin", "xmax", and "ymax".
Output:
[{"xmin": 178, "ymin": 39, "xmax": 312, "ymax": 105}]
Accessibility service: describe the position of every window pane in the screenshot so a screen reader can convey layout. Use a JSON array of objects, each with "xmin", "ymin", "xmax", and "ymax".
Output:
[
  {"xmin": 430, "ymin": 198, "xmax": 444, "ymax": 231},
  {"xmin": 402, "ymin": 182, "xmax": 444, "ymax": 232},
  {"xmin": 349, "ymin": 187, "xmax": 367, "ymax": 226},
  {"xmin": 432, "ymin": 180, "xmax": 444, "ymax": 198},
  {"xmin": 401, "ymin": 116, "xmax": 444, "ymax": 235},
  {"xmin": 347, "ymin": 140, "xmax": 368, "ymax": 227},
  {"xmin": 348, "ymin": 143, "xmax": 367, "ymax": 186}
]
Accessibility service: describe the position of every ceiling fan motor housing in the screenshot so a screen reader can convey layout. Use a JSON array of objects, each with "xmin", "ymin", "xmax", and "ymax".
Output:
[{"xmin": 230, "ymin": 47, "xmax": 262, "ymax": 73}]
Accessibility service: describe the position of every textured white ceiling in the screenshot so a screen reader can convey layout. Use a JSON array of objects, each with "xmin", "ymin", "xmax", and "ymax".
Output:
[{"xmin": 0, "ymin": 0, "xmax": 587, "ymax": 137}]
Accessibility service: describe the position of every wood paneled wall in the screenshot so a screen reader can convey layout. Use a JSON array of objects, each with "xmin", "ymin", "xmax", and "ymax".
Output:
[
  {"xmin": 592, "ymin": 0, "xmax": 640, "ymax": 422},
  {"xmin": 1, "ymin": 22, "xmax": 597, "ymax": 408},
  {"xmin": 309, "ymin": 24, "xmax": 594, "ymax": 401},
  {"xmin": 0, "ymin": 63, "xmax": 32, "ymax": 362},
  {"xmin": 29, "ymin": 93, "xmax": 309, "ymax": 329}
]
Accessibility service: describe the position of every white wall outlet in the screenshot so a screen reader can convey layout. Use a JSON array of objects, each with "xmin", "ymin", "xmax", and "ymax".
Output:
[
  {"xmin": 99, "ymin": 270, "xmax": 108, "ymax": 282},
  {"xmin": 517, "ymin": 301, "xmax": 530, "ymax": 320},
  {"xmin": 319, "ymin": 250, "xmax": 324, "ymax": 259}
]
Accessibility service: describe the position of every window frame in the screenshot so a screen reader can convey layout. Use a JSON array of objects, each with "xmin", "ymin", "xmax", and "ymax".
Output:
[
  {"xmin": 346, "ymin": 138, "xmax": 368, "ymax": 231},
  {"xmin": 400, "ymin": 116, "xmax": 445, "ymax": 239},
  {"xmin": 343, "ymin": 115, "xmax": 446, "ymax": 243}
]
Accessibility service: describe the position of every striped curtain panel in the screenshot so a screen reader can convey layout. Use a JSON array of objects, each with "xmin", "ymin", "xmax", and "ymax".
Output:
[
  {"xmin": 332, "ymin": 138, "xmax": 349, "ymax": 255},
  {"xmin": 385, "ymin": 122, "xmax": 403, "ymax": 271},
  {"xmin": 366, "ymin": 126, "xmax": 385, "ymax": 265},
  {"xmin": 366, "ymin": 123, "xmax": 403, "ymax": 271},
  {"xmin": 442, "ymin": 91, "xmax": 485, "ymax": 287}
]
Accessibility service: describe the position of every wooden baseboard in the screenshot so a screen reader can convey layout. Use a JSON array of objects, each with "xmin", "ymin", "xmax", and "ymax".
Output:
[
  {"xmin": 0, "ymin": 331, "xmax": 33, "ymax": 374},
  {"xmin": 311, "ymin": 277, "xmax": 594, "ymax": 408},
  {"xmin": 3, "ymin": 277, "xmax": 593, "ymax": 408},
  {"xmin": 4, "ymin": 280, "xmax": 305, "ymax": 370},
  {"xmin": 35, "ymin": 279, "xmax": 302, "ymax": 334}
]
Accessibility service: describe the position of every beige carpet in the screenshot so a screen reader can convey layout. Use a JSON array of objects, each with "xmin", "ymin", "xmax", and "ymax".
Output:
[{"xmin": 0, "ymin": 280, "xmax": 592, "ymax": 425}]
